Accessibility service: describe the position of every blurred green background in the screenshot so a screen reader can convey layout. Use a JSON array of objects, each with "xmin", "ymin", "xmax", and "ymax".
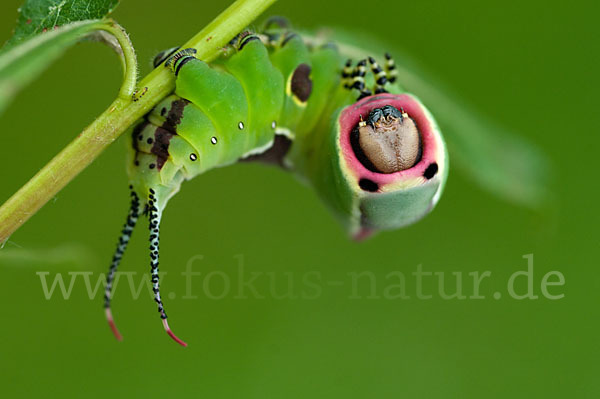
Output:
[{"xmin": 0, "ymin": 0, "xmax": 598, "ymax": 398}]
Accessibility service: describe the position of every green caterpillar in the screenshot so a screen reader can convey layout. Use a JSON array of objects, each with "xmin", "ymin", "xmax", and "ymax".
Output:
[{"xmin": 104, "ymin": 18, "xmax": 447, "ymax": 346}]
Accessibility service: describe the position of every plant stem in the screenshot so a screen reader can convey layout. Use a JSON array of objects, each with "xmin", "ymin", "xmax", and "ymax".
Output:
[
  {"xmin": 98, "ymin": 22, "xmax": 138, "ymax": 99},
  {"xmin": 0, "ymin": 0, "xmax": 278, "ymax": 245}
]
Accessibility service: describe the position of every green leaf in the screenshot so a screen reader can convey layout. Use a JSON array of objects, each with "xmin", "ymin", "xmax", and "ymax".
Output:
[
  {"xmin": 0, "ymin": 1, "xmax": 123, "ymax": 115},
  {"xmin": 3, "ymin": 0, "xmax": 119, "ymax": 50},
  {"xmin": 0, "ymin": 19, "xmax": 109, "ymax": 115}
]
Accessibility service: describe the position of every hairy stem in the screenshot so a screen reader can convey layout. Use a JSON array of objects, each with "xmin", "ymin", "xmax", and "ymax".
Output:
[
  {"xmin": 97, "ymin": 22, "xmax": 138, "ymax": 99},
  {"xmin": 0, "ymin": 0, "xmax": 278, "ymax": 245}
]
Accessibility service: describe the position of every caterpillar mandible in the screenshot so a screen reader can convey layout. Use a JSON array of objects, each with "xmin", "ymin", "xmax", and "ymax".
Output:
[{"xmin": 104, "ymin": 17, "xmax": 448, "ymax": 346}]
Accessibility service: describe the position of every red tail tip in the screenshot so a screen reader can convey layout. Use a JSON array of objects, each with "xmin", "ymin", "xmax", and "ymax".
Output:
[
  {"xmin": 105, "ymin": 308, "xmax": 123, "ymax": 341},
  {"xmin": 353, "ymin": 227, "xmax": 375, "ymax": 241},
  {"xmin": 162, "ymin": 319, "xmax": 188, "ymax": 347}
]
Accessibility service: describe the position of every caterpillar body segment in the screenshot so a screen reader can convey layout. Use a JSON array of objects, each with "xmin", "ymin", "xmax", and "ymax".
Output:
[
  {"xmin": 107, "ymin": 20, "xmax": 448, "ymax": 345},
  {"xmin": 268, "ymin": 32, "xmax": 313, "ymax": 126},
  {"xmin": 222, "ymin": 37, "xmax": 285, "ymax": 153}
]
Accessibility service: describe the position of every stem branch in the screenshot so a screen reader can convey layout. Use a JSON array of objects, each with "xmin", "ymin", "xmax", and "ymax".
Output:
[
  {"xmin": 0, "ymin": 0, "xmax": 278, "ymax": 245},
  {"xmin": 98, "ymin": 21, "xmax": 138, "ymax": 98}
]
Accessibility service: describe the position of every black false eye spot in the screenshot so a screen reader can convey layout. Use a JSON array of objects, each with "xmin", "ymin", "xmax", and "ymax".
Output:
[
  {"xmin": 359, "ymin": 178, "xmax": 379, "ymax": 192},
  {"xmin": 423, "ymin": 162, "xmax": 438, "ymax": 179},
  {"xmin": 290, "ymin": 63, "xmax": 313, "ymax": 103},
  {"xmin": 189, "ymin": 153, "xmax": 197, "ymax": 161}
]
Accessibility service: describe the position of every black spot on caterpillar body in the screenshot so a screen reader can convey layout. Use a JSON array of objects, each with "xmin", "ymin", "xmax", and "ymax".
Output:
[{"xmin": 290, "ymin": 63, "xmax": 312, "ymax": 103}]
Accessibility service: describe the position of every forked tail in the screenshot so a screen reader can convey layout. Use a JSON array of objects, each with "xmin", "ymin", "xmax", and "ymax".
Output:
[
  {"xmin": 147, "ymin": 188, "xmax": 187, "ymax": 347},
  {"xmin": 104, "ymin": 186, "xmax": 187, "ymax": 347},
  {"xmin": 104, "ymin": 186, "xmax": 140, "ymax": 341}
]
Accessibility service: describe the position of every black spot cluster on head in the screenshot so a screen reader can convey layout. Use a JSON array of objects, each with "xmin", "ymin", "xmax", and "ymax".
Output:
[
  {"xmin": 359, "ymin": 178, "xmax": 379, "ymax": 192},
  {"xmin": 367, "ymin": 105, "xmax": 402, "ymax": 126},
  {"xmin": 423, "ymin": 163, "xmax": 438, "ymax": 179},
  {"xmin": 290, "ymin": 63, "xmax": 313, "ymax": 103}
]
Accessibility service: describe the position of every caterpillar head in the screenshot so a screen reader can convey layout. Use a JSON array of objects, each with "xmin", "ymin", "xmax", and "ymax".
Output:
[
  {"xmin": 352, "ymin": 104, "xmax": 421, "ymax": 174},
  {"xmin": 333, "ymin": 93, "xmax": 448, "ymax": 239}
]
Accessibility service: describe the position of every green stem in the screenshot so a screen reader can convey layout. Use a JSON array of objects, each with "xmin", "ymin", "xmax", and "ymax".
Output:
[
  {"xmin": 98, "ymin": 21, "xmax": 138, "ymax": 99},
  {"xmin": 0, "ymin": 0, "xmax": 278, "ymax": 245}
]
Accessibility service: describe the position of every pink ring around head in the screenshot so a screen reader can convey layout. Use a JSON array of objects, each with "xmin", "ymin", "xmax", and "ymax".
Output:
[{"xmin": 339, "ymin": 94, "xmax": 441, "ymax": 185}]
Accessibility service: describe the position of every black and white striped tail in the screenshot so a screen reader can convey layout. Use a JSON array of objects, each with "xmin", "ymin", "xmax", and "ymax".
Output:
[
  {"xmin": 148, "ymin": 188, "xmax": 187, "ymax": 347},
  {"xmin": 104, "ymin": 187, "xmax": 140, "ymax": 341}
]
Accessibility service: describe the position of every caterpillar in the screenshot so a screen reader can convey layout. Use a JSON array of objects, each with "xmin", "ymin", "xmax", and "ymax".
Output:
[{"xmin": 104, "ymin": 18, "xmax": 447, "ymax": 346}]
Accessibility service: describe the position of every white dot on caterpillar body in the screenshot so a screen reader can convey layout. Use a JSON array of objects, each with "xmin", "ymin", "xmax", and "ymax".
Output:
[
  {"xmin": 211, "ymin": 137, "xmax": 217, "ymax": 145},
  {"xmin": 271, "ymin": 121, "xmax": 276, "ymax": 129},
  {"xmin": 238, "ymin": 122, "xmax": 244, "ymax": 130}
]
